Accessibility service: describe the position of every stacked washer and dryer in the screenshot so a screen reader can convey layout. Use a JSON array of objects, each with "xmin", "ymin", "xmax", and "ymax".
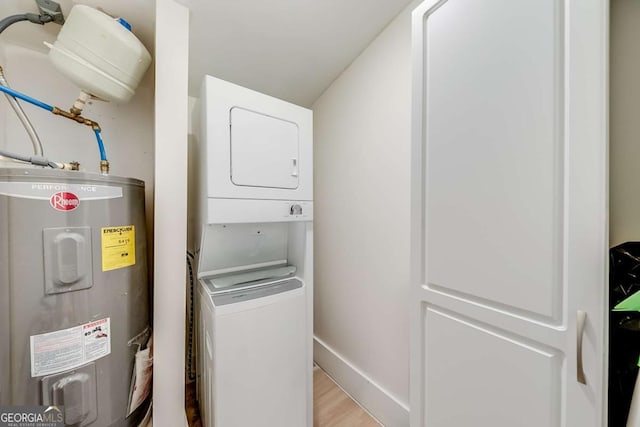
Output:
[{"xmin": 193, "ymin": 76, "xmax": 313, "ymax": 427}]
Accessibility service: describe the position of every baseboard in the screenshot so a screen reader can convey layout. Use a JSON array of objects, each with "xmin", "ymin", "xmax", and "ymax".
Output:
[{"xmin": 313, "ymin": 336, "xmax": 409, "ymax": 427}]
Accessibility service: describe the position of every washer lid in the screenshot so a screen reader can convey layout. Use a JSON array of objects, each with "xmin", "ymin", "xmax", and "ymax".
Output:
[
  {"xmin": 206, "ymin": 265, "xmax": 296, "ymax": 289},
  {"xmin": 211, "ymin": 277, "xmax": 303, "ymax": 306}
]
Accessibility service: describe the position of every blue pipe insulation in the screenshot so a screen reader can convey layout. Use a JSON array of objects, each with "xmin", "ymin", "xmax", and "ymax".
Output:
[
  {"xmin": 0, "ymin": 83, "xmax": 108, "ymax": 162},
  {"xmin": 0, "ymin": 83, "xmax": 53, "ymax": 112},
  {"xmin": 93, "ymin": 128, "xmax": 107, "ymax": 161}
]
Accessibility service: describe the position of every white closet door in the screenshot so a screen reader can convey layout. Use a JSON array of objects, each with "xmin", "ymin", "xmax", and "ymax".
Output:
[{"xmin": 410, "ymin": 1, "xmax": 608, "ymax": 426}]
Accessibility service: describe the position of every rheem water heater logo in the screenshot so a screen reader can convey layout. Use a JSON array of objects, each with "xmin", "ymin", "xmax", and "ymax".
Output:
[{"xmin": 50, "ymin": 191, "xmax": 80, "ymax": 211}]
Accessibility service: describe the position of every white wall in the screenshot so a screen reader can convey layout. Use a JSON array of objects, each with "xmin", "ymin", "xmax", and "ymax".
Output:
[
  {"xmin": 610, "ymin": 0, "xmax": 640, "ymax": 246},
  {"xmin": 312, "ymin": 1, "xmax": 419, "ymax": 425}
]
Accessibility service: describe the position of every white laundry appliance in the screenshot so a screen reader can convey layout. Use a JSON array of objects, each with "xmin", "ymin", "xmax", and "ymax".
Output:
[{"xmin": 193, "ymin": 76, "xmax": 313, "ymax": 427}]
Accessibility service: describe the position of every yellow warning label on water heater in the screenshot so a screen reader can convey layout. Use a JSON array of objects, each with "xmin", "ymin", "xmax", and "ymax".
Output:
[{"xmin": 101, "ymin": 225, "xmax": 135, "ymax": 271}]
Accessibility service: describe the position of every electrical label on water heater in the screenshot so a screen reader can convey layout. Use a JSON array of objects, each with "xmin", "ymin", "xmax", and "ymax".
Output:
[
  {"xmin": 101, "ymin": 225, "xmax": 136, "ymax": 271},
  {"xmin": 30, "ymin": 318, "xmax": 111, "ymax": 377}
]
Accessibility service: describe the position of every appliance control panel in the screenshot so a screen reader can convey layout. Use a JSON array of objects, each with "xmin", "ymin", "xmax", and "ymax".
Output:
[{"xmin": 207, "ymin": 199, "xmax": 313, "ymax": 224}]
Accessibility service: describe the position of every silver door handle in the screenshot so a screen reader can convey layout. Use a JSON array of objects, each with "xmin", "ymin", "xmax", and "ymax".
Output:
[{"xmin": 577, "ymin": 310, "xmax": 587, "ymax": 385}]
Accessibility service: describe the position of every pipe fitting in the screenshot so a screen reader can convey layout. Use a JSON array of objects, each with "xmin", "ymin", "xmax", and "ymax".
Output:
[
  {"xmin": 70, "ymin": 91, "xmax": 91, "ymax": 116},
  {"xmin": 52, "ymin": 106, "xmax": 95, "ymax": 126},
  {"xmin": 57, "ymin": 161, "xmax": 80, "ymax": 171},
  {"xmin": 100, "ymin": 160, "xmax": 109, "ymax": 175}
]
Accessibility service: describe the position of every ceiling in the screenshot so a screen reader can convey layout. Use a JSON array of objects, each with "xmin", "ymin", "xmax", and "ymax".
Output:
[
  {"xmin": 0, "ymin": 0, "xmax": 414, "ymax": 107},
  {"xmin": 186, "ymin": 0, "xmax": 414, "ymax": 106}
]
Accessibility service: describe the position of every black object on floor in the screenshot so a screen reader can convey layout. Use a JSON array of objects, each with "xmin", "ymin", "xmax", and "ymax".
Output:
[{"xmin": 609, "ymin": 242, "xmax": 640, "ymax": 426}]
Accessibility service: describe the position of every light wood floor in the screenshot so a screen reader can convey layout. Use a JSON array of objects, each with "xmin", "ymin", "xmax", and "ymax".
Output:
[
  {"xmin": 313, "ymin": 366, "xmax": 381, "ymax": 427},
  {"xmin": 185, "ymin": 366, "xmax": 381, "ymax": 427}
]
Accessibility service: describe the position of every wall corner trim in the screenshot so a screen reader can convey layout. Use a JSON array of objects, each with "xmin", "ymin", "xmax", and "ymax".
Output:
[{"xmin": 153, "ymin": 0, "xmax": 189, "ymax": 426}]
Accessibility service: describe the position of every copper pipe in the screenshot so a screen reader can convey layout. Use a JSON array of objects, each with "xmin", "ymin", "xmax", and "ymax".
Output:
[{"xmin": 51, "ymin": 106, "xmax": 101, "ymax": 131}]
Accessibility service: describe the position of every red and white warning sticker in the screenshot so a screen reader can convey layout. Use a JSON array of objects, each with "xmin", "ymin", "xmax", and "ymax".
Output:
[{"xmin": 30, "ymin": 318, "xmax": 111, "ymax": 377}]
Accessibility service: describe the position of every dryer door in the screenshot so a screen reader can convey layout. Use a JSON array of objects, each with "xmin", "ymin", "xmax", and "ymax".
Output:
[{"xmin": 230, "ymin": 107, "xmax": 299, "ymax": 190}]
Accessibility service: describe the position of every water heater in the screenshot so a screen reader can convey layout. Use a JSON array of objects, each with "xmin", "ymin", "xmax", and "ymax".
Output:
[{"xmin": 0, "ymin": 168, "xmax": 150, "ymax": 426}]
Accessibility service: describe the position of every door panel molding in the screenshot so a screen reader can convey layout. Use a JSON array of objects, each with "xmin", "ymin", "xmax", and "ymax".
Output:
[
  {"xmin": 421, "ymin": 0, "xmax": 567, "ymax": 321},
  {"xmin": 422, "ymin": 305, "xmax": 564, "ymax": 427}
]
